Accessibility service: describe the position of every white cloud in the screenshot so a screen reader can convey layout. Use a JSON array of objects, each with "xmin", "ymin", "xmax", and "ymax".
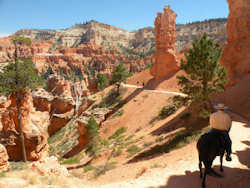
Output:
[{"xmin": 0, "ymin": 32, "xmax": 10, "ymax": 37}]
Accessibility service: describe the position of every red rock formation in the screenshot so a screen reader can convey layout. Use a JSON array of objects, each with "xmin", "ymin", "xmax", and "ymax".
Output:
[
  {"xmin": 0, "ymin": 37, "xmax": 149, "ymax": 86},
  {"xmin": 0, "ymin": 144, "xmax": 10, "ymax": 172},
  {"xmin": 0, "ymin": 91, "xmax": 49, "ymax": 161},
  {"xmin": 32, "ymin": 80, "xmax": 95, "ymax": 136},
  {"xmin": 63, "ymin": 107, "xmax": 109, "ymax": 158},
  {"xmin": 220, "ymin": 0, "xmax": 250, "ymax": 85},
  {"xmin": 31, "ymin": 86, "xmax": 74, "ymax": 136},
  {"xmin": 0, "ymin": 37, "xmax": 53, "ymax": 62},
  {"xmin": 150, "ymin": 5, "xmax": 179, "ymax": 78}
]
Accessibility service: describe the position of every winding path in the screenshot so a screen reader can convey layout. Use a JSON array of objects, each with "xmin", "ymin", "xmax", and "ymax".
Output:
[{"xmin": 121, "ymin": 83, "xmax": 187, "ymax": 97}]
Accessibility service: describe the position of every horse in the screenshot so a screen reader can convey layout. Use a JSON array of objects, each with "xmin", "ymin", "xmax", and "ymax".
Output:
[{"xmin": 197, "ymin": 131, "xmax": 227, "ymax": 188}]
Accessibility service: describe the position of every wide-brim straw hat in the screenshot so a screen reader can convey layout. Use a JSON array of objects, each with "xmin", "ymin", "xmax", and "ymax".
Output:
[{"xmin": 214, "ymin": 103, "xmax": 228, "ymax": 110}]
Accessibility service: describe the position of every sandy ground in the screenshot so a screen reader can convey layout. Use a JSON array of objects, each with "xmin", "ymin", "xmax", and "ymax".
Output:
[{"xmin": 91, "ymin": 112, "xmax": 250, "ymax": 188}]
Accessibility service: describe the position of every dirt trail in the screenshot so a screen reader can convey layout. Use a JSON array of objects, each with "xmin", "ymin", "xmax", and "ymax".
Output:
[
  {"xmin": 96, "ymin": 112, "xmax": 250, "ymax": 188},
  {"xmin": 121, "ymin": 83, "xmax": 187, "ymax": 97}
]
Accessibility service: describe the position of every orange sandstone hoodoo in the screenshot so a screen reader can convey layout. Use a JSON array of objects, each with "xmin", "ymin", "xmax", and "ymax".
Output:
[{"xmin": 150, "ymin": 5, "xmax": 179, "ymax": 79}]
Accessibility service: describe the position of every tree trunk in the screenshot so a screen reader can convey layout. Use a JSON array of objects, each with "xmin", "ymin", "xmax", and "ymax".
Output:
[
  {"xmin": 116, "ymin": 83, "xmax": 120, "ymax": 96},
  {"xmin": 14, "ymin": 42, "xmax": 27, "ymax": 162},
  {"xmin": 16, "ymin": 93, "xmax": 27, "ymax": 162},
  {"xmin": 73, "ymin": 81, "xmax": 82, "ymax": 117}
]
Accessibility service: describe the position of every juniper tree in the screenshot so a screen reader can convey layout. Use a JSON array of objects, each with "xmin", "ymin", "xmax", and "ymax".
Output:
[
  {"xmin": 111, "ymin": 62, "xmax": 129, "ymax": 94},
  {"xmin": 0, "ymin": 36, "xmax": 43, "ymax": 162},
  {"xmin": 85, "ymin": 117, "xmax": 102, "ymax": 157},
  {"xmin": 97, "ymin": 73, "xmax": 109, "ymax": 91},
  {"xmin": 175, "ymin": 33, "xmax": 227, "ymax": 116}
]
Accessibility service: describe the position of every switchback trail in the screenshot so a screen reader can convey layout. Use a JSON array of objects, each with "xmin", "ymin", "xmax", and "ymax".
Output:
[{"xmin": 121, "ymin": 83, "xmax": 187, "ymax": 97}]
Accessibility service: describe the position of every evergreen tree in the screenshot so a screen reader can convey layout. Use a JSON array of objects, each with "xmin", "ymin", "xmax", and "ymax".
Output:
[
  {"xmin": 41, "ymin": 66, "xmax": 53, "ymax": 80},
  {"xmin": 0, "ymin": 36, "xmax": 43, "ymax": 162},
  {"xmin": 175, "ymin": 33, "xmax": 227, "ymax": 115},
  {"xmin": 0, "ymin": 58, "xmax": 43, "ymax": 95},
  {"xmin": 111, "ymin": 62, "xmax": 129, "ymax": 94},
  {"xmin": 85, "ymin": 117, "xmax": 101, "ymax": 157},
  {"xmin": 97, "ymin": 73, "xmax": 109, "ymax": 91}
]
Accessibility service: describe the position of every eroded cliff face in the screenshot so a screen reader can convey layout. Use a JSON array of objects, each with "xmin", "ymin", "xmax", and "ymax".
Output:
[
  {"xmin": 0, "ymin": 38, "xmax": 152, "ymax": 88},
  {"xmin": 220, "ymin": 0, "xmax": 250, "ymax": 85},
  {"xmin": 0, "ymin": 91, "xmax": 50, "ymax": 161},
  {"xmin": 150, "ymin": 5, "xmax": 179, "ymax": 79},
  {"xmin": 14, "ymin": 19, "xmax": 227, "ymax": 53}
]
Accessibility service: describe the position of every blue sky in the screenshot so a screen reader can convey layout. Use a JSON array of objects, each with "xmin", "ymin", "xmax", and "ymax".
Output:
[{"xmin": 0, "ymin": 0, "xmax": 229, "ymax": 36}]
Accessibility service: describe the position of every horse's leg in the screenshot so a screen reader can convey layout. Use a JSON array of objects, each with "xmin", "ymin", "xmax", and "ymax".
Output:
[
  {"xmin": 202, "ymin": 167, "xmax": 207, "ymax": 188},
  {"xmin": 199, "ymin": 155, "xmax": 203, "ymax": 178},
  {"xmin": 220, "ymin": 153, "xmax": 224, "ymax": 172}
]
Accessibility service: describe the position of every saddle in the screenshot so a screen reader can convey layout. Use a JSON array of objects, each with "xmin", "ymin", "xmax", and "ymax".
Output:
[{"xmin": 201, "ymin": 129, "xmax": 227, "ymax": 151}]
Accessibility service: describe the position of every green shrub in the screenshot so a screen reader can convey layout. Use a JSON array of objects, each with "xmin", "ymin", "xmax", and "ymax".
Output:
[
  {"xmin": 113, "ymin": 148, "xmax": 122, "ymax": 157},
  {"xmin": 60, "ymin": 156, "xmax": 80, "ymax": 165},
  {"xmin": 109, "ymin": 126, "xmax": 127, "ymax": 140},
  {"xmin": 83, "ymin": 165, "xmax": 95, "ymax": 173},
  {"xmin": 85, "ymin": 117, "xmax": 102, "ymax": 157},
  {"xmin": 94, "ymin": 162, "xmax": 117, "ymax": 177},
  {"xmin": 126, "ymin": 145, "xmax": 141, "ymax": 157},
  {"xmin": 143, "ymin": 142, "xmax": 153, "ymax": 147},
  {"xmin": 158, "ymin": 104, "xmax": 178, "ymax": 119},
  {"xmin": 10, "ymin": 162, "xmax": 27, "ymax": 171},
  {"xmin": 155, "ymin": 136, "xmax": 164, "ymax": 142},
  {"xmin": 0, "ymin": 173, "xmax": 6, "ymax": 178},
  {"xmin": 180, "ymin": 112, "xmax": 191, "ymax": 119}
]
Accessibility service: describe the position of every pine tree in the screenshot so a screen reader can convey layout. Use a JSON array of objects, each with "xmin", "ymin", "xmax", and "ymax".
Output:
[
  {"xmin": 85, "ymin": 117, "xmax": 101, "ymax": 157},
  {"xmin": 0, "ymin": 36, "xmax": 43, "ymax": 162},
  {"xmin": 111, "ymin": 62, "xmax": 129, "ymax": 94},
  {"xmin": 175, "ymin": 33, "xmax": 227, "ymax": 115},
  {"xmin": 97, "ymin": 73, "xmax": 109, "ymax": 91}
]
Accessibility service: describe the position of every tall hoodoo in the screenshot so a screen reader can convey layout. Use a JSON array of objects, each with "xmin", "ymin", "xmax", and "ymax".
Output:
[
  {"xmin": 220, "ymin": 0, "xmax": 250, "ymax": 85},
  {"xmin": 150, "ymin": 5, "xmax": 179, "ymax": 78}
]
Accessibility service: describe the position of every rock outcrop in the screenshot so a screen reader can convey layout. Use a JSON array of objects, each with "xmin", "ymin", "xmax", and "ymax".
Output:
[
  {"xmin": 0, "ymin": 92, "xmax": 49, "ymax": 161},
  {"xmin": 150, "ymin": 5, "xmax": 179, "ymax": 79},
  {"xmin": 0, "ymin": 144, "xmax": 10, "ymax": 172},
  {"xmin": 29, "ymin": 156, "xmax": 69, "ymax": 176},
  {"xmin": 220, "ymin": 0, "xmax": 250, "ymax": 85}
]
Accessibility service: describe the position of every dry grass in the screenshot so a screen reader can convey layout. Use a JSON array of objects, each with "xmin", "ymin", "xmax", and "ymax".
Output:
[{"xmin": 1, "ymin": 169, "xmax": 86, "ymax": 187}]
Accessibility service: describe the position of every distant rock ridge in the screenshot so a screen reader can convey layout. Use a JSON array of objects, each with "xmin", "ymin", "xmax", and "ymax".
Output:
[{"xmin": 14, "ymin": 18, "xmax": 227, "ymax": 53}]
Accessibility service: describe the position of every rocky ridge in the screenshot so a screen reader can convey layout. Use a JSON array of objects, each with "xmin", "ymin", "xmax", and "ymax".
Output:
[{"xmin": 15, "ymin": 18, "xmax": 227, "ymax": 53}]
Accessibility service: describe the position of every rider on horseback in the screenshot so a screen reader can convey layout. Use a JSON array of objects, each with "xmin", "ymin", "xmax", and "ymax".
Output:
[{"xmin": 209, "ymin": 103, "xmax": 232, "ymax": 161}]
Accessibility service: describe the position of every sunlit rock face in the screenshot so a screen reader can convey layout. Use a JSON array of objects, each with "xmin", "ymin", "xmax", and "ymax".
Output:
[
  {"xmin": 0, "ymin": 144, "xmax": 10, "ymax": 172},
  {"xmin": 220, "ymin": 0, "xmax": 250, "ymax": 85},
  {"xmin": 150, "ymin": 5, "xmax": 179, "ymax": 79},
  {"xmin": 0, "ymin": 91, "xmax": 50, "ymax": 161}
]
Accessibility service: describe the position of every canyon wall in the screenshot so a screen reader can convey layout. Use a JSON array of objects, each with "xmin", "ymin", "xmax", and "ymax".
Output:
[{"xmin": 220, "ymin": 0, "xmax": 250, "ymax": 85}]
